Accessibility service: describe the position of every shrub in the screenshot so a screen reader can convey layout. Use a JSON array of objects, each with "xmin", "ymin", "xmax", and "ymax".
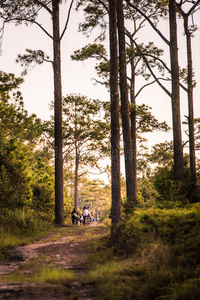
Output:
[
  {"xmin": 90, "ymin": 206, "xmax": 200, "ymax": 300},
  {"xmin": 0, "ymin": 154, "xmax": 31, "ymax": 209},
  {"xmin": 31, "ymin": 183, "xmax": 54, "ymax": 215},
  {"xmin": 152, "ymin": 166, "xmax": 190, "ymax": 208}
]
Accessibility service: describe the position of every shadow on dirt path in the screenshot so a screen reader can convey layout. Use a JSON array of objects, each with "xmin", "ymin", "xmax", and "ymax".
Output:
[{"xmin": 0, "ymin": 224, "xmax": 110, "ymax": 299}]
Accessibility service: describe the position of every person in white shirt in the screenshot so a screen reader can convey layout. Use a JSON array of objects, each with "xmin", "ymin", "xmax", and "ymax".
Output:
[
  {"xmin": 82, "ymin": 206, "xmax": 89, "ymax": 225},
  {"xmin": 80, "ymin": 215, "xmax": 84, "ymax": 225}
]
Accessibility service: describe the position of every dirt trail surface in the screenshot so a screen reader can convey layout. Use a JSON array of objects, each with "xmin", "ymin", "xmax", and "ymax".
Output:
[{"xmin": 0, "ymin": 224, "xmax": 109, "ymax": 300}]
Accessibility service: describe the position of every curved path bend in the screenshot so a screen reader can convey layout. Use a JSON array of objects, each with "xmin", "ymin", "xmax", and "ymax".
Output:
[{"xmin": 0, "ymin": 224, "xmax": 109, "ymax": 300}]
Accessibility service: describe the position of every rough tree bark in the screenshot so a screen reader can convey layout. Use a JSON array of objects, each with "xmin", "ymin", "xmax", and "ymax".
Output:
[
  {"xmin": 175, "ymin": 0, "xmax": 199, "ymax": 183},
  {"xmin": 74, "ymin": 139, "xmax": 79, "ymax": 210},
  {"xmin": 0, "ymin": 0, "xmax": 74, "ymax": 224},
  {"xmin": 125, "ymin": 0, "xmax": 184, "ymax": 182},
  {"xmin": 52, "ymin": 0, "xmax": 64, "ymax": 224},
  {"xmin": 130, "ymin": 39, "xmax": 137, "ymax": 201},
  {"xmin": 184, "ymin": 17, "xmax": 196, "ymax": 181},
  {"xmin": 169, "ymin": 0, "xmax": 184, "ymax": 181},
  {"xmin": 109, "ymin": 0, "xmax": 122, "ymax": 225},
  {"xmin": 117, "ymin": 0, "xmax": 135, "ymax": 203}
]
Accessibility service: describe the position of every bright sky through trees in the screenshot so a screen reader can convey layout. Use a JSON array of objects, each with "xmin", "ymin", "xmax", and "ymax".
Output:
[{"xmin": 0, "ymin": 4, "xmax": 199, "ymax": 150}]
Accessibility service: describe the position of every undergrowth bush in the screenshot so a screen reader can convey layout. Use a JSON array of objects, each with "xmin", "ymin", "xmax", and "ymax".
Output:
[
  {"xmin": 86, "ymin": 205, "xmax": 200, "ymax": 300},
  {"xmin": 0, "ymin": 208, "xmax": 52, "ymax": 233},
  {"xmin": 0, "ymin": 208, "xmax": 54, "ymax": 258}
]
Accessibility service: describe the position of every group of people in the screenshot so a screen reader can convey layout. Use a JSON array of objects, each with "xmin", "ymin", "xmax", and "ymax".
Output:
[{"xmin": 71, "ymin": 206, "xmax": 94, "ymax": 225}]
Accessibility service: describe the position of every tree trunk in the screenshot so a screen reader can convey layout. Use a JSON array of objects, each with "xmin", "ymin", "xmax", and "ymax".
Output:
[
  {"xmin": 184, "ymin": 16, "xmax": 196, "ymax": 182},
  {"xmin": 117, "ymin": 0, "xmax": 135, "ymax": 202},
  {"xmin": 52, "ymin": 0, "xmax": 64, "ymax": 224},
  {"xmin": 109, "ymin": 0, "xmax": 121, "ymax": 225},
  {"xmin": 74, "ymin": 140, "xmax": 79, "ymax": 210},
  {"xmin": 130, "ymin": 38, "xmax": 137, "ymax": 201},
  {"xmin": 70, "ymin": 167, "xmax": 73, "ymax": 198},
  {"xmin": 169, "ymin": 0, "xmax": 184, "ymax": 181}
]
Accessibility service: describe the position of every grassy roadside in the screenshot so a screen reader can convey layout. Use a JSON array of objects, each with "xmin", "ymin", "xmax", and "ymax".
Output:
[
  {"xmin": 81, "ymin": 205, "xmax": 200, "ymax": 300},
  {"xmin": 0, "ymin": 222, "xmax": 110, "ymax": 299},
  {"xmin": 1, "ymin": 206, "xmax": 200, "ymax": 300},
  {"xmin": 0, "ymin": 208, "xmax": 74, "ymax": 261}
]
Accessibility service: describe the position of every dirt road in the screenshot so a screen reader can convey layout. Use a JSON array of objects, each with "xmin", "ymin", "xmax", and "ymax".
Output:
[{"xmin": 0, "ymin": 224, "xmax": 109, "ymax": 299}]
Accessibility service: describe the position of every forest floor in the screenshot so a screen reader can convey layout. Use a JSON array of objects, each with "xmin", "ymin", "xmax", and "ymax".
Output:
[{"xmin": 0, "ymin": 223, "xmax": 109, "ymax": 300}]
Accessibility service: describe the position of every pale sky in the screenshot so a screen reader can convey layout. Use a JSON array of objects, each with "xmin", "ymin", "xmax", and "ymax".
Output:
[{"xmin": 0, "ymin": 2, "xmax": 199, "ymax": 167}]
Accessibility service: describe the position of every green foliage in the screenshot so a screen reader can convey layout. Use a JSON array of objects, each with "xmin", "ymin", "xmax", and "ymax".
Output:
[
  {"xmin": 77, "ymin": 177, "xmax": 111, "ymax": 217},
  {"xmin": 183, "ymin": 117, "xmax": 200, "ymax": 151},
  {"xmin": 0, "ymin": 77, "xmax": 43, "ymax": 210},
  {"xmin": 128, "ymin": 42, "xmax": 165, "ymax": 80},
  {"xmin": 0, "ymin": 71, "xmax": 23, "ymax": 92},
  {"xmin": 32, "ymin": 267, "xmax": 75, "ymax": 284},
  {"xmin": 152, "ymin": 160, "xmax": 200, "ymax": 207},
  {"xmin": 0, "ymin": 72, "xmax": 55, "ymax": 228},
  {"xmin": 32, "ymin": 183, "xmax": 54, "ymax": 213},
  {"xmin": 71, "ymin": 43, "xmax": 107, "ymax": 61},
  {"xmin": 71, "ymin": 43, "xmax": 110, "ymax": 86},
  {"xmin": 149, "ymin": 141, "xmax": 174, "ymax": 166},
  {"xmin": 16, "ymin": 49, "xmax": 51, "ymax": 76},
  {"xmin": 133, "ymin": 206, "xmax": 200, "ymax": 268},
  {"xmin": 63, "ymin": 195, "xmax": 74, "ymax": 221},
  {"xmin": 135, "ymin": 103, "xmax": 170, "ymax": 133},
  {"xmin": 0, "ymin": 151, "xmax": 31, "ymax": 209},
  {"xmin": 122, "ymin": 198, "xmax": 137, "ymax": 216},
  {"xmin": 45, "ymin": 93, "xmax": 110, "ymax": 208},
  {"xmin": 30, "ymin": 158, "xmax": 54, "ymax": 217},
  {"xmin": 46, "ymin": 93, "xmax": 110, "ymax": 169},
  {"xmin": 181, "ymin": 165, "xmax": 200, "ymax": 204},
  {"xmin": 0, "ymin": 82, "xmax": 42, "ymax": 143},
  {"xmin": 137, "ymin": 178, "xmax": 155, "ymax": 207},
  {"xmin": 76, "ymin": 0, "xmax": 108, "ymax": 41},
  {"xmin": 0, "ymin": 208, "xmax": 53, "ymax": 242},
  {"xmin": 179, "ymin": 67, "xmax": 196, "ymax": 87},
  {"xmin": 86, "ymin": 206, "xmax": 200, "ymax": 300},
  {"xmin": 152, "ymin": 165, "xmax": 182, "ymax": 207}
]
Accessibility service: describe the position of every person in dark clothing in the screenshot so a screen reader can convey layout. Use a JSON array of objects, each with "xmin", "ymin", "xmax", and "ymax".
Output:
[{"xmin": 71, "ymin": 208, "xmax": 79, "ymax": 225}]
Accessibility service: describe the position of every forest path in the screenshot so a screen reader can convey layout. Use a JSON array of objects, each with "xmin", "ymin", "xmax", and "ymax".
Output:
[{"xmin": 0, "ymin": 224, "xmax": 109, "ymax": 299}]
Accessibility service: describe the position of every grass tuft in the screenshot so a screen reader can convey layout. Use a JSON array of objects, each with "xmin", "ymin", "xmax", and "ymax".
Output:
[
  {"xmin": 1, "ymin": 267, "xmax": 75, "ymax": 285},
  {"xmin": 33, "ymin": 267, "xmax": 75, "ymax": 284},
  {"xmin": 83, "ymin": 205, "xmax": 200, "ymax": 300}
]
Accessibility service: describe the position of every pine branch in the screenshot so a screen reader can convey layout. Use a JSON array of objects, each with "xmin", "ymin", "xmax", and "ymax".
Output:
[
  {"xmin": 124, "ymin": 0, "xmax": 170, "ymax": 45},
  {"xmin": 3, "ymin": 18, "xmax": 53, "ymax": 39},
  {"xmin": 125, "ymin": 31, "xmax": 171, "ymax": 97},
  {"xmin": 138, "ymin": 52, "xmax": 188, "ymax": 92},
  {"xmin": 134, "ymin": 77, "xmax": 170, "ymax": 99},
  {"xmin": 33, "ymin": 0, "xmax": 52, "ymax": 15},
  {"xmin": 60, "ymin": 0, "xmax": 75, "ymax": 40}
]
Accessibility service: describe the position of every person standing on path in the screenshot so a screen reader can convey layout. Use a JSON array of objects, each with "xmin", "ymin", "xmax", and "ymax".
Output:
[
  {"xmin": 71, "ymin": 208, "xmax": 79, "ymax": 225},
  {"xmin": 82, "ymin": 206, "xmax": 89, "ymax": 225}
]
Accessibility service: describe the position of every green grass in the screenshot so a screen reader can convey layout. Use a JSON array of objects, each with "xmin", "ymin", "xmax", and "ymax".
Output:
[
  {"xmin": 4, "ymin": 267, "xmax": 75, "ymax": 284},
  {"xmin": 0, "ymin": 207, "xmax": 84, "ymax": 260},
  {"xmin": 81, "ymin": 205, "xmax": 200, "ymax": 300},
  {"xmin": 33, "ymin": 267, "xmax": 75, "ymax": 284},
  {"xmin": 0, "ymin": 222, "xmax": 55, "ymax": 259},
  {"xmin": 2, "ymin": 205, "xmax": 200, "ymax": 299}
]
